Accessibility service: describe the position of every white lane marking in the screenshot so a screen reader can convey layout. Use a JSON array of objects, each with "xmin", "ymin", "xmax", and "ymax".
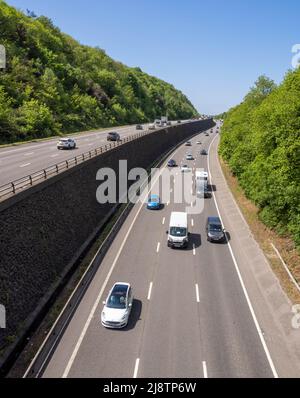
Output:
[
  {"xmin": 162, "ymin": 217, "xmax": 165, "ymax": 225},
  {"xmin": 271, "ymin": 243, "xmax": 300, "ymax": 293},
  {"xmin": 193, "ymin": 244, "xmax": 196, "ymax": 256},
  {"xmin": 191, "ymin": 201, "xmax": 193, "ymax": 208},
  {"xmin": 51, "ymin": 154, "xmax": 59, "ymax": 158},
  {"xmin": 191, "ymin": 219, "xmax": 194, "ymax": 227},
  {"xmin": 156, "ymin": 242, "xmax": 161, "ymax": 253},
  {"xmin": 191, "ymin": 189, "xmax": 193, "ymax": 195},
  {"xmin": 133, "ymin": 358, "xmax": 140, "ymax": 379},
  {"xmin": 196, "ymin": 284, "xmax": 200, "ymax": 303},
  {"xmin": 202, "ymin": 361, "xmax": 208, "ymax": 378},
  {"xmin": 207, "ymin": 135, "xmax": 278, "ymax": 379},
  {"xmin": 19, "ymin": 163, "xmax": 31, "ymax": 168},
  {"xmin": 147, "ymin": 282, "xmax": 153, "ymax": 301},
  {"xmin": 24, "ymin": 152, "xmax": 34, "ymax": 156},
  {"xmin": 167, "ymin": 201, "xmax": 170, "ymax": 206},
  {"xmin": 62, "ymin": 142, "xmax": 185, "ymax": 378}
]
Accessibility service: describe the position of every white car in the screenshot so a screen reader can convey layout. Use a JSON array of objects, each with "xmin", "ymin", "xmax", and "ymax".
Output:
[
  {"xmin": 181, "ymin": 164, "xmax": 190, "ymax": 173},
  {"xmin": 186, "ymin": 154, "xmax": 194, "ymax": 161},
  {"xmin": 101, "ymin": 283, "xmax": 133, "ymax": 329},
  {"xmin": 149, "ymin": 123, "xmax": 156, "ymax": 130},
  {"xmin": 57, "ymin": 138, "xmax": 76, "ymax": 150}
]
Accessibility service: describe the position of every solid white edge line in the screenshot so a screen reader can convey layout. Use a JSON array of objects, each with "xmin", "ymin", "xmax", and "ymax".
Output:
[
  {"xmin": 147, "ymin": 282, "xmax": 153, "ymax": 301},
  {"xmin": 61, "ymin": 143, "xmax": 184, "ymax": 378},
  {"xmin": 207, "ymin": 135, "xmax": 279, "ymax": 379},
  {"xmin": 202, "ymin": 361, "xmax": 208, "ymax": 378},
  {"xmin": 133, "ymin": 358, "xmax": 140, "ymax": 379},
  {"xmin": 271, "ymin": 243, "xmax": 300, "ymax": 293},
  {"xmin": 195, "ymin": 284, "xmax": 200, "ymax": 303}
]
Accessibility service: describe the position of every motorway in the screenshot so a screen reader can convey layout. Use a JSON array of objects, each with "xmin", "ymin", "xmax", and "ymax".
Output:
[
  {"xmin": 39, "ymin": 124, "xmax": 282, "ymax": 378},
  {"xmin": 0, "ymin": 122, "xmax": 173, "ymax": 187}
]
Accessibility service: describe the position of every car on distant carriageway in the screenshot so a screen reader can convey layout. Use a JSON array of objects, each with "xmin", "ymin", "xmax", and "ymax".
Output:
[
  {"xmin": 57, "ymin": 138, "xmax": 76, "ymax": 150},
  {"xmin": 149, "ymin": 123, "xmax": 156, "ymax": 130},
  {"xmin": 136, "ymin": 124, "xmax": 143, "ymax": 130},
  {"xmin": 147, "ymin": 194, "xmax": 161, "ymax": 210},
  {"xmin": 107, "ymin": 132, "xmax": 121, "ymax": 141}
]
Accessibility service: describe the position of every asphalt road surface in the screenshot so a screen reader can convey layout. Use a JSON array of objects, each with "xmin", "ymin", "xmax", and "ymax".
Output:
[
  {"xmin": 0, "ymin": 122, "xmax": 183, "ymax": 186},
  {"xmin": 39, "ymin": 124, "xmax": 284, "ymax": 378}
]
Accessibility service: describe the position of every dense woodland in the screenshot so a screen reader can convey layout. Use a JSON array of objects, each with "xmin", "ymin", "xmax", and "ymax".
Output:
[
  {"xmin": 219, "ymin": 73, "xmax": 300, "ymax": 249},
  {"xmin": 0, "ymin": 1, "xmax": 198, "ymax": 144}
]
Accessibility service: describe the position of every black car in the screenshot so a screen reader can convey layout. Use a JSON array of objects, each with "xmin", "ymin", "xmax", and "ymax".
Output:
[
  {"xmin": 177, "ymin": 120, "xmax": 182, "ymax": 124},
  {"xmin": 167, "ymin": 159, "xmax": 177, "ymax": 167},
  {"xmin": 206, "ymin": 217, "xmax": 226, "ymax": 243},
  {"xmin": 107, "ymin": 132, "xmax": 121, "ymax": 141},
  {"xmin": 200, "ymin": 149, "xmax": 208, "ymax": 155},
  {"xmin": 136, "ymin": 124, "xmax": 143, "ymax": 130}
]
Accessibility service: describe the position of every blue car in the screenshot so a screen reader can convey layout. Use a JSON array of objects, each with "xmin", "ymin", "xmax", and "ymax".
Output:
[{"xmin": 147, "ymin": 194, "xmax": 161, "ymax": 210}]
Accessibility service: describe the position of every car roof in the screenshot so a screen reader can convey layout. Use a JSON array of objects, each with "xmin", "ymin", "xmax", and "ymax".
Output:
[
  {"xmin": 207, "ymin": 217, "xmax": 222, "ymax": 224},
  {"xmin": 112, "ymin": 283, "xmax": 130, "ymax": 293}
]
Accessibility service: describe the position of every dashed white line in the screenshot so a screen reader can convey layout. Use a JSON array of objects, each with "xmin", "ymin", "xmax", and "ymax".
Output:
[
  {"xmin": 19, "ymin": 163, "xmax": 31, "ymax": 168},
  {"xmin": 202, "ymin": 361, "xmax": 208, "ymax": 378},
  {"xmin": 24, "ymin": 152, "xmax": 34, "ymax": 156},
  {"xmin": 51, "ymin": 154, "xmax": 59, "ymax": 158},
  {"xmin": 196, "ymin": 284, "xmax": 200, "ymax": 303},
  {"xmin": 193, "ymin": 244, "xmax": 196, "ymax": 256},
  {"xmin": 191, "ymin": 219, "xmax": 194, "ymax": 227},
  {"xmin": 147, "ymin": 282, "xmax": 153, "ymax": 301},
  {"xmin": 162, "ymin": 217, "xmax": 166, "ymax": 225},
  {"xmin": 133, "ymin": 358, "xmax": 140, "ymax": 378},
  {"xmin": 156, "ymin": 242, "xmax": 161, "ymax": 253}
]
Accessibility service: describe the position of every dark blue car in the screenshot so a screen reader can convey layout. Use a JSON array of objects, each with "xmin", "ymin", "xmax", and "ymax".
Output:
[{"xmin": 147, "ymin": 194, "xmax": 161, "ymax": 210}]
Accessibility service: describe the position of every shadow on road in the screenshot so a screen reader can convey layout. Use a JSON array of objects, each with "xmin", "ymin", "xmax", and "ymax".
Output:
[
  {"xmin": 187, "ymin": 233, "xmax": 202, "ymax": 250},
  {"xmin": 125, "ymin": 299, "xmax": 142, "ymax": 331}
]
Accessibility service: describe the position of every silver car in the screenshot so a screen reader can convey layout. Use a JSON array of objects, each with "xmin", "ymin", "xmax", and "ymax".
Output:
[
  {"xmin": 57, "ymin": 138, "xmax": 76, "ymax": 150},
  {"xmin": 101, "ymin": 283, "xmax": 133, "ymax": 329}
]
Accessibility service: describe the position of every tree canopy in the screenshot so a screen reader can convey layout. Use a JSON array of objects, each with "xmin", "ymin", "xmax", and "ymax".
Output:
[
  {"xmin": 219, "ymin": 72, "xmax": 300, "ymax": 249},
  {"xmin": 0, "ymin": 1, "xmax": 198, "ymax": 143}
]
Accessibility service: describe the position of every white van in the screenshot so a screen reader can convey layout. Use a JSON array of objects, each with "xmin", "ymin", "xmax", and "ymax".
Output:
[
  {"xmin": 195, "ymin": 171, "xmax": 209, "ymax": 198},
  {"xmin": 167, "ymin": 212, "xmax": 189, "ymax": 249}
]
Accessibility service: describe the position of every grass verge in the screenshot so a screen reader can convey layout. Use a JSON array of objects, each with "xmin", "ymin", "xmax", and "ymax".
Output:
[{"xmin": 219, "ymin": 155, "xmax": 300, "ymax": 304}]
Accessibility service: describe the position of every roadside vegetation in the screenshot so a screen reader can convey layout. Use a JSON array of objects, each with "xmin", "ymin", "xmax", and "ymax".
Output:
[
  {"xmin": 219, "ymin": 72, "xmax": 300, "ymax": 251},
  {"xmin": 0, "ymin": 1, "xmax": 198, "ymax": 144}
]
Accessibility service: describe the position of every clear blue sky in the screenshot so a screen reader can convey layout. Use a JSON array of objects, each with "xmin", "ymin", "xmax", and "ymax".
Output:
[{"xmin": 6, "ymin": 0, "xmax": 300, "ymax": 114}]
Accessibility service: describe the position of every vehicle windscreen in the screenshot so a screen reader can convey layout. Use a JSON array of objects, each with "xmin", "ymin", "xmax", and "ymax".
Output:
[
  {"xmin": 170, "ymin": 227, "xmax": 187, "ymax": 237},
  {"xmin": 209, "ymin": 224, "xmax": 222, "ymax": 232},
  {"xmin": 150, "ymin": 197, "xmax": 159, "ymax": 203},
  {"xmin": 107, "ymin": 292, "xmax": 126, "ymax": 309}
]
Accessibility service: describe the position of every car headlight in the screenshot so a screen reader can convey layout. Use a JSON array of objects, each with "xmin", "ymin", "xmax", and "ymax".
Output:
[{"xmin": 102, "ymin": 312, "xmax": 106, "ymax": 320}]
